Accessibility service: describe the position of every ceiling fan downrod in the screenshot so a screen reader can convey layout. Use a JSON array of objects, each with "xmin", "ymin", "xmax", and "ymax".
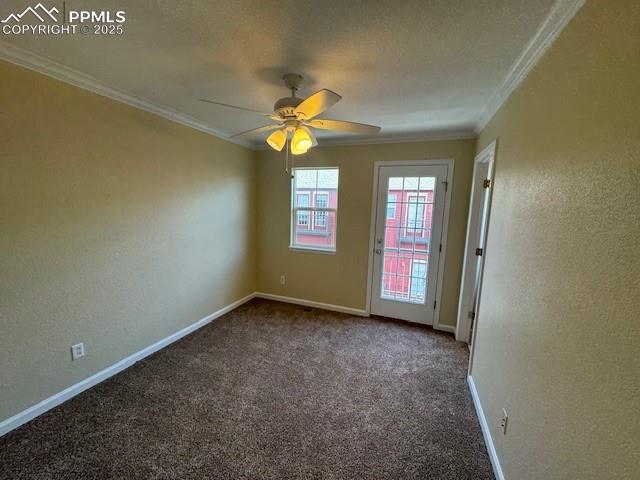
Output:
[{"xmin": 282, "ymin": 73, "xmax": 303, "ymax": 98}]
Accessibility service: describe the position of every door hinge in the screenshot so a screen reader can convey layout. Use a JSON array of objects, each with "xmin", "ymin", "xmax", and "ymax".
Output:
[
  {"xmin": 439, "ymin": 243, "xmax": 442, "ymax": 252},
  {"xmin": 475, "ymin": 248, "xmax": 483, "ymax": 256},
  {"xmin": 483, "ymin": 179, "xmax": 492, "ymax": 188},
  {"xmin": 468, "ymin": 311, "xmax": 475, "ymax": 320},
  {"xmin": 442, "ymin": 181, "xmax": 448, "ymax": 192},
  {"xmin": 433, "ymin": 300, "xmax": 437, "ymax": 310}
]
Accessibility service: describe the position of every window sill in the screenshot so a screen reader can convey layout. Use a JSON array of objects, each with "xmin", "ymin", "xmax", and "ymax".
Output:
[{"xmin": 289, "ymin": 245, "xmax": 336, "ymax": 255}]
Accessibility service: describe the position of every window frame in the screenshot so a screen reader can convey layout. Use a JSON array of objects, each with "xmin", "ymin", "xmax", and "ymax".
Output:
[{"xmin": 290, "ymin": 167, "xmax": 339, "ymax": 253}]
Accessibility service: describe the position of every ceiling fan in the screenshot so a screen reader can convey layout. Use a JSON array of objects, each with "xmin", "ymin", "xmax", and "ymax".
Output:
[{"xmin": 199, "ymin": 73, "xmax": 381, "ymax": 155}]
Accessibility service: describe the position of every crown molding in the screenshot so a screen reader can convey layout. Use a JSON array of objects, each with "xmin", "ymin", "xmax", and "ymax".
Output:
[
  {"xmin": 0, "ymin": 41, "xmax": 255, "ymax": 149},
  {"xmin": 253, "ymin": 128, "xmax": 477, "ymax": 150},
  {"xmin": 475, "ymin": 0, "xmax": 585, "ymax": 132},
  {"xmin": 317, "ymin": 129, "xmax": 478, "ymax": 147}
]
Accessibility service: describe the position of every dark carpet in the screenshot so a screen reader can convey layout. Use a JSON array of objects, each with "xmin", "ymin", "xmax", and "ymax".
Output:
[{"xmin": 0, "ymin": 299, "xmax": 494, "ymax": 479}]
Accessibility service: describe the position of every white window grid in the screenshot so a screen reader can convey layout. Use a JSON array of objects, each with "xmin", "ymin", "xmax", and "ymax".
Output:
[
  {"xmin": 381, "ymin": 175, "xmax": 435, "ymax": 305},
  {"xmin": 290, "ymin": 167, "xmax": 339, "ymax": 252}
]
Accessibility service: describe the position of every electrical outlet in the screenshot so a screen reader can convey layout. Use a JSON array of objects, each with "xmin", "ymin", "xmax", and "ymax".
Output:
[
  {"xmin": 71, "ymin": 342, "xmax": 85, "ymax": 361},
  {"xmin": 500, "ymin": 408, "xmax": 508, "ymax": 435},
  {"xmin": 280, "ymin": 275, "xmax": 286, "ymax": 285}
]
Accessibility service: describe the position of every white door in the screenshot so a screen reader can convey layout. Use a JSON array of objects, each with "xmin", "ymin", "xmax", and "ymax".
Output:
[
  {"xmin": 456, "ymin": 141, "xmax": 496, "ymax": 346},
  {"xmin": 370, "ymin": 164, "xmax": 449, "ymax": 324}
]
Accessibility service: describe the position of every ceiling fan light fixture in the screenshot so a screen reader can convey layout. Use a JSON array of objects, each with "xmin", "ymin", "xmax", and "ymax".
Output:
[
  {"xmin": 200, "ymin": 73, "xmax": 380, "ymax": 163},
  {"xmin": 266, "ymin": 128, "xmax": 287, "ymax": 151},
  {"xmin": 291, "ymin": 126, "xmax": 315, "ymax": 155}
]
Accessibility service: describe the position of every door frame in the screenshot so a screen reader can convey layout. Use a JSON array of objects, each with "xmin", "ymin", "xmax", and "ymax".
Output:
[
  {"xmin": 365, "ymin": 159, "xmax": 455, "ymax": 332},
  {"xmin": 456, "ymin": 140, "xmax": 497, "ymax": 344}
]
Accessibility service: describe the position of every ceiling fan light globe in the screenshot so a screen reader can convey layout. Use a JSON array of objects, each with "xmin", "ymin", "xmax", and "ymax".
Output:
[
  {"xmin": 266, "ymin": 129, "xmax": 287, "ymax": 151},
  {"xmin": 291, "ymin": 126, "xmax": 314, "ymax": 155},
  {"xmin": 291, "ymin": 145, "xmax": 310, "ymax": 155},
  {"xmin": 293, "ymin": 138, "xmax": 312, "ymax": 152}
]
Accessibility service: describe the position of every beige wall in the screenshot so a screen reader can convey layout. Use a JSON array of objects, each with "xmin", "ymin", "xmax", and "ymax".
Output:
[
  {"xmin": 472, "ymin": 1, "xmax": 639, "ymax": 479},
  {"xmin": 0, "ymin": 60, "xmax": 257, "ymax": 421},
  {"xmin": 256, "ymin": 139, "xmax": 476, "ymax": 326}
]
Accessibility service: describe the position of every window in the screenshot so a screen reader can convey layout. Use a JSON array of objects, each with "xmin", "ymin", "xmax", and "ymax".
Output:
[
  {"xmin": 314, "ymin": 193, "xmax": 329, "ymax": 228},
  {"xmin": 406, "ymin": 195, "xmax": 426, "ymax": 232},
  {"xmin": 409, "ymin": 260, "xmax": 427, "ymax": 303},
  {"xmin": 296, "ymin": 193, "xmax": 310, "ymax": 227},
  {"xmin": 386, "ymin": 194, "xmax": 396, "ymax": 219},
  {"xmin": 291, "ymin": 168, "xmax": 339, "ymax": 252}
]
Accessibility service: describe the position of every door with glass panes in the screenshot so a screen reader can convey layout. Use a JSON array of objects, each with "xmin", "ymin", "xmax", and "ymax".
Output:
[{"xmin": 370, "ymin": 164, "xmax": 448, "ymax": 324}]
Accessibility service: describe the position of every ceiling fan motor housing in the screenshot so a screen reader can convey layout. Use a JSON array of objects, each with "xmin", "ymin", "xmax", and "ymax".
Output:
[
  {"xmin": 274, "ymin": 96, "xmax": 303, "ymax": 118},
  {"xmin": 275, "ymin": 73, "xmax": 305, "ymax": 118}
]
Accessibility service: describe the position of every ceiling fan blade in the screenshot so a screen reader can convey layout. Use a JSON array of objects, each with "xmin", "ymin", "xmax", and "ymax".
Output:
[
  {"xmin": 199, "ymin": 99, "xmax": 269, "ymax": 115},
  {"xmin": 230, "ymin": 124, "xmax": 281, "ymax": 138},
  {"xmin": 306, "ymin": 119, "xmax": 381, "ymax": 135},
  {"xmin": 294, "ymin": 89, "xmax": 342, "ymax": 120}
]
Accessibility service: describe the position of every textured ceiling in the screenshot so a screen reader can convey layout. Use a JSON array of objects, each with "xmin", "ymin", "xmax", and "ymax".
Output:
[{"xmin": 1, "ymin": 0, "xmax": 556, "ymax": 146}]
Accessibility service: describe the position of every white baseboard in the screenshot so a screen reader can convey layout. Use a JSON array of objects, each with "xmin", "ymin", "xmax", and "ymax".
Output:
[
  {"xmin": 254, "ymin": 292, "xmax": 458, "ymax": 332},
  {"xmin": 468, "ymin": 375, "xmax": 506, "ymax": 480},
  {"xmin": 433, "ymin": 323, "xmax": 456, "ymax": 333},
  {"xmin": 0, "ymin": 293, "xmax": 256, "ymax": 438},
  {"xmin": 254, "ymin": 292, "xmax": 368, "ymax": 317}
]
